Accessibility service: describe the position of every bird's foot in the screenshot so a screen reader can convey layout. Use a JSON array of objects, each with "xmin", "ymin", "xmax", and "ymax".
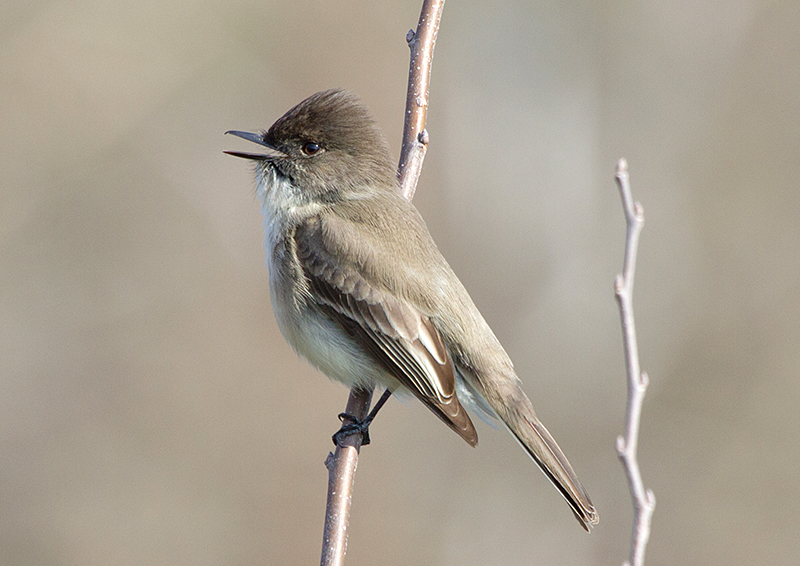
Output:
[
  {"xmin": 332, "ymin": 412, "xmax": 374, "ymax": 446},
  {"xmin": 330, "ymin": 388, "xmax": 393, "ymax": 447}
]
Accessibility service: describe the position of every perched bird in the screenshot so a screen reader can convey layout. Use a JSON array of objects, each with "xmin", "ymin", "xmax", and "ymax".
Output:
[{"xmin": 225, "ymin": 89, "xmax": 598, "ymax": 530}]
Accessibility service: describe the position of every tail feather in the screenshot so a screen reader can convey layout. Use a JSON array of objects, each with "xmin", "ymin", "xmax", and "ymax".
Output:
[
  {"xmin": 491, "ymin": 383, "xmax": 598, "ymax": 531},
  {"xmin": 508, "ymin": 414, "xmax": 598, "ymax": 530}
]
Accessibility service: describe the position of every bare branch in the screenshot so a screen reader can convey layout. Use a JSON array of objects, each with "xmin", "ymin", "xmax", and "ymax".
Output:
[
  {"xmin": 320, "ymin": 388, "xmax": 374, "ymax": 566},
  {"xmin": 613, "ymin": 158, "xmax": 656, "ymax": 566},
  {"xmin": 398, "ymin": 0, "xmax": 445, "ymax": 200},
  {"xmin": 319, "ymin": 2, "xmax": 445, "ymax": 564}
]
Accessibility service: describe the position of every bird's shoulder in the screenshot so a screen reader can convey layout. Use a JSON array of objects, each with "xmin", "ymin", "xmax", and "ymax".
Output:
[{"xmin": 295, "ymin": 190, "xmax": 449, "ymax": 298}]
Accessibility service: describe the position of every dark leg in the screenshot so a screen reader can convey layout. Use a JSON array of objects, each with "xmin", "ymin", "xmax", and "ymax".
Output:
[{"xmin": 332, "ymin": 388, "xmax": 393, "ymax": 447}]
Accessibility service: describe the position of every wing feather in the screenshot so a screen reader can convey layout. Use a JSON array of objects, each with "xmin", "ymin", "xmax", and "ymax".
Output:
[{"xmin": 294, "ymin": 219, "xmax": 477, "ymax": 446}]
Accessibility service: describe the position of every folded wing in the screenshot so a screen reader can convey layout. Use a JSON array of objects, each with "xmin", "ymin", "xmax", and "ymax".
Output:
[{"xmin": 294, "ymin": 218, "xmax": 478, "ymax": 446}]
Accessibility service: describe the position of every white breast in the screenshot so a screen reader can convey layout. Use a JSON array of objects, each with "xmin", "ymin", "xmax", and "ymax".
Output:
[{"xmin": 256, "ymin": 167, "xmax": 394, "ymax": 391}]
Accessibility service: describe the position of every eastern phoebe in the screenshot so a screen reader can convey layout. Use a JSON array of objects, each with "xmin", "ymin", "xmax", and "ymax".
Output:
[{"xmin": 225, "ymin": 89, "xmax": 598, "ymax": 530}]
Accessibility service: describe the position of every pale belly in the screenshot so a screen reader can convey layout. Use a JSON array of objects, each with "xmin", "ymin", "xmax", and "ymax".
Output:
[{"xmin": 266, "ymin": 243, "xmax": 398, "ymax": 393}]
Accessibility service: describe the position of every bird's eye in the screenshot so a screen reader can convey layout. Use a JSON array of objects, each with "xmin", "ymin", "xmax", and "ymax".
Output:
[{"xmin": 302, "ymin": 141, "xmax": 321, "ymax": 155}]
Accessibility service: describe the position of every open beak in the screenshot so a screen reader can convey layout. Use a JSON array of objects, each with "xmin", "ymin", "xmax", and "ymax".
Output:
[{"xmin": 224, "ymin": 130, "xmax": 286, "ymax": 160}]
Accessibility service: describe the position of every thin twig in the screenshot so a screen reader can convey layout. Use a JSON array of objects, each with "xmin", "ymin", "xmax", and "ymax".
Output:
[
  {"xmin": 320, "ymin": 388, "xmax": 373, "ymax": 566},
  {"xmin": 613, "ymin": 158, "xmax": 656, "ymax": 566},
  {"xmin": 319, "ymin": 2, "xmax": 445, "ymax": 565},
  {"xmin": 398, "ymin": 0, "xmax": 445, "ymax": 200}
]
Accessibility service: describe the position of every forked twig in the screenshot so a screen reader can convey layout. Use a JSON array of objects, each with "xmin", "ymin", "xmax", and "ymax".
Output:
[
  {"xmin": 319, "ymin": 2, "xmax": 445, "ymax": 565},
  {"xmin": 613, "ymin": 158, "xmax": 656, "ymax": 566}
]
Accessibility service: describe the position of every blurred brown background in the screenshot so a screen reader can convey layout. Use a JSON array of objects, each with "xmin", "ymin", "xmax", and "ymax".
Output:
[{"xmin": 2, "ymin": 1, "xmax": 799, "ymax": 564}]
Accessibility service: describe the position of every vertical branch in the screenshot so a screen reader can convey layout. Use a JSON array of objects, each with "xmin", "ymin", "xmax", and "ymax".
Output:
[
  {"xmin": 398, "ymin": 0, "xmax": 446, "ymax": 200},
  {"xmin": 319, "ymin": 2, "xmax": 445, "ymax": 565},
  {"xmin": 613, "ymin": 158, "xmax": 656, "ymax": 566},
  {"xmin": 320, "ymin": 388, "xmax": 373, "ymax": 566}
]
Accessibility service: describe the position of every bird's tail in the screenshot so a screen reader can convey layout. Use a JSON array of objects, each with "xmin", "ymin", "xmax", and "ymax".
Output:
[{"xmin": 490, "ymin": 382, "xmax": 599, "ymax": 531}]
